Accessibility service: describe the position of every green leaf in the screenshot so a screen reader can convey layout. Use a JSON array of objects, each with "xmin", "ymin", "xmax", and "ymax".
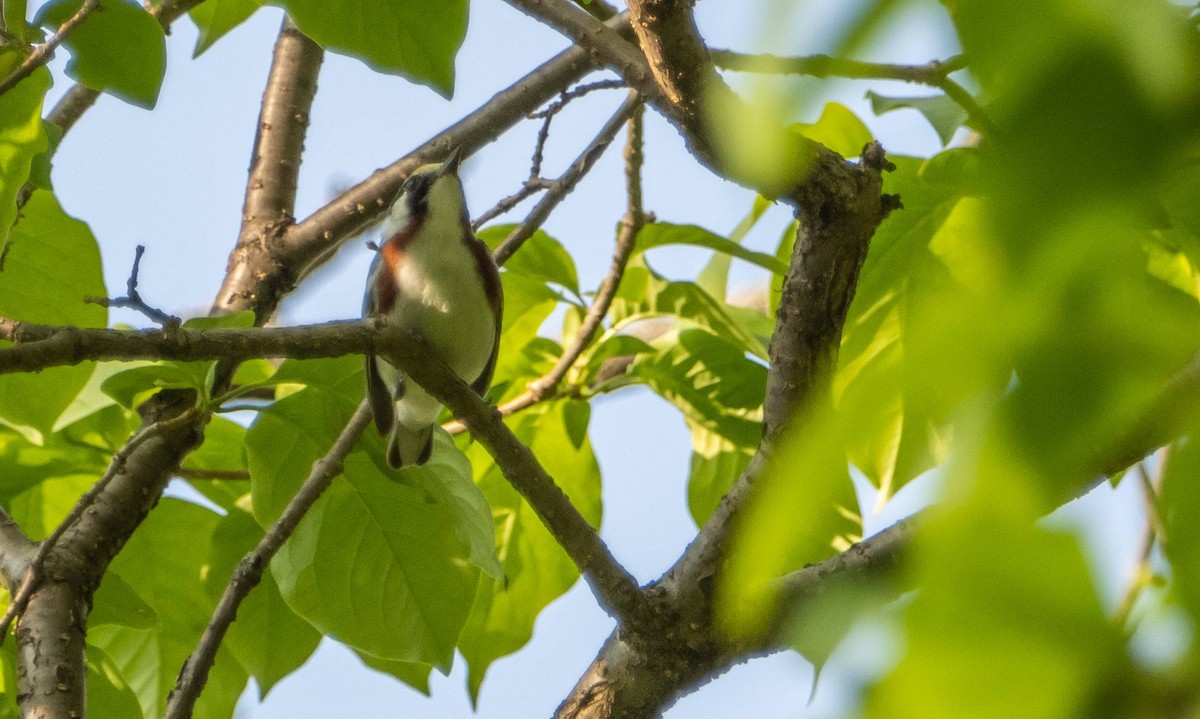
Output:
[
  {"xmin": 494, "ymin": 272, "xmax": 560, "ymax": 387},
  {"xmin": 630, "ymin": 327, "xmax": 764, "ymax": 448},
  {"xmin": 266, "ymin": 0, "xmax": 467, "ymax": 97},
  {"xmin": 205, "ymin": 508, "xmax": 320, "ymax": 696},
  {"xmin": 791, "ymin": 101, "xmax": 875, "ymax": 157},
  {"xmin": 188, "ymin": 0, "xmax": 259, "ymax": 56},
  {"xmin": 0, "ymin": 49, "xmax": 47, "ymax": 245},
  {"xmin": 86, "ymin": 643, "xmax": 145, "ymax": 719},
  {"xmin": 248, "ymin": 381, "xmax": 497, "ymax": 670},
  {"xmin": 3, "ymin": 2, "xmax": 27, "ymax": 43},
  {"xmin": 865, "ymin": 91, "xmax": 969, "ymax": 145},
  {"xmin": 480, "ymin": 225, "xmax": 580, "ymax": 298},
  {"xmin": 0, "ymin": 424, "xmax": 108, "ymax": 504},
  {"xmin": 636, "ymin": 222, "xmax": 787, "ymax": 277},
  {"xmin": 719, "ymin": 399, "xmax": 861, "ymax": 640},
  {"xmin": 181, "ymin": 415, "xmax": 248, "ymax": 510},
  {"xmin": 0, "ymin": 193, "xmax": 105, "ymax": 437},
  {"xmin": 26, "ymin": 119, "xmax": 62, "ymax": 191},
  {"xmin": 866, "ymin": 479, "xmax": 1126, "ymax": 718},
  {"xmin": 686, "ymin": 423, "xmax": 752, "ymax": 526},
  {"xmin": 1161, "ymin": 436, "xmax": 1200, "ymax": 624},
  {"xmin": 697, "ymin": 195, "xmax": 771, "ymax": 298},
  {"xmin": 94, "ymin": 499, "xmax": 247, "ymax": 719},
  {"xmin": 8, "ymin": 473, "xmax": 92, "ymax": 540},
  {"xmin": 460, "ymin": 400, "xmax": 602, "ymax": 701},
  {"xmin": 355, "ymin": 650, "xmax": 433, "ymax": 695},
  {"xmin": 35, "ymin": 0, "xmax": 166, "ymax": 109},
  {"xmin": 92, "ymin": 572, "xmax": 157, "ymax": 630},
  {"xmin": 574, "ymin": 331, "xmax": 654, "ymax": 387},
  {"xmin": 613, "ymin": 257, "xmax": 767, "ymax": 359}
]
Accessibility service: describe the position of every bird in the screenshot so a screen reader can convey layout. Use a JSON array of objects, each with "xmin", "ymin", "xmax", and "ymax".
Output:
[{"xmin": 363, "ymin": 148, "xmax": 503, "ymax": 468}]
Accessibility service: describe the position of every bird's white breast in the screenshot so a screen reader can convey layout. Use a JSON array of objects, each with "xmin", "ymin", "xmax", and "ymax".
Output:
[{"xmin": 389, "ymin": 192, "xmax": 495, "ymax": 381}]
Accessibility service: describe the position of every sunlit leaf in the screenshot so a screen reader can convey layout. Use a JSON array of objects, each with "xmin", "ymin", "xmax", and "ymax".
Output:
[
  {"xmin": 0, "ymin": 193, "xmax": 105, "ymax": 437},
  {"xmin": 460, "ymin": 400, "xmax": 602, "ymax": 701},
  {"xmin": 865, "ymin": 91, "xmax": 969, "ymax": 146},
  {"xmin": 35, "ymin": 0, "xmax": 166, "ymax": 108},
  {"xmin": 189, "ymin": 0, "xmax": 259, "ymax": 56},
  {"xmin": 792, "ymin": 101, "xmax": 875, "ymax": 157},
  {"xmin": 0, "ymin": 50, "xmax": 48, "ymax": 243},
  {"xmin": 265, "ymin": 0, "xmax": 467, "ymax": 96}
]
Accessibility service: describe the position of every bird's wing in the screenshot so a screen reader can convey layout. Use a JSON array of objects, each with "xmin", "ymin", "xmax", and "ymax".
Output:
[
  {"xmin": 364, "ymin": 253, "xmax": 396, "ymax": 434},
  {"xmin": 469, "ymin": 235, "xmax": 504, "ymax": 397}
]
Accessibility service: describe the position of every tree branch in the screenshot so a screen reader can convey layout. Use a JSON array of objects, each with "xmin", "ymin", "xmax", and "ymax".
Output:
[
  {"xmin": 213, "ymin": 16, "xmax": 324, "ymax": 318},
  {"xmin": 278, "ymin": 12, "xmax": 635, "ymax": 277},
  {"xmin": 165, "ymin": 401, "xmax": 373, "ymax": 719},
  {"xmin": 455, "ymin": 100, "xmax": 646, "ymax": 431},
  {"xmin": 493, "ymin": 92, "xmax": 641, "ymax": 265},
  {"xmin": 0, "ymin": 0, "xmax": 99, "ymax": 98}
]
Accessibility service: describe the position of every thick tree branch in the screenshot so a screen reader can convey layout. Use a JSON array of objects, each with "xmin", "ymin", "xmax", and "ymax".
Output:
[
  {"xmin": 214, "ymin": 16, "xmax": 324, "ymax": 318},
  {"xmin": 166, "ymin": 402, "xmax": 373, "ymax": 719},
  {"xmin": 0, "ymin": 0, "xmax": 99, "ymax": 98},
  {"xmin": 493, "ymin": 92, "xmax": 641, "ymax": 264},
  {"xmin": 0, "ymin": 316, "xmax": 650, "ymax": 624},
  {"xmin": 279, "ymin": 12, "xmax": 635, "ymax": 277}
]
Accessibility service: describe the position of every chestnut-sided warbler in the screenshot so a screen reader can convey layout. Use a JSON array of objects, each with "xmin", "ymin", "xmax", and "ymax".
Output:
[{"xmin": 363, "ymin": 148, "xmax": 503, "ymax": 468}]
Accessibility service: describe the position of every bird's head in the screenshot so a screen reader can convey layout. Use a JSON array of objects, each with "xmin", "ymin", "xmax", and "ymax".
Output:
[{"xmin": 384, "ymin": 148, "xmax": 468, "ymax": 235}]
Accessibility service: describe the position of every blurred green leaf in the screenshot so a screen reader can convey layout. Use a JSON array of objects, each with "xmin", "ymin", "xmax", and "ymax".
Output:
[
  {"xmin": 205, "ymin": 508, "xmax": 320, "ymax": 696},
  {"xmin": 0, "ymin": 192, "xmax": 105, "ymax": 437},
  {"xmin": 866, "ymin": 91, "xmax": 968, "ymax": 146},
  {"xmin": 85, "ymin": 643, "xmax": 145, "ymax": 719},
  {"xmin": 25, "ymin": 119, "xmax": 60, "ymax": 191},
  {"xmin": 719, "ymin": 399, "xmax": 861, "ymax": 639},
  {"xmin": 181, "ymin": 415, "xmax": 248, "ymax": 510},
  {"xmin": 3, "ymin": 1, "xmax": 27, "ymax": 43},
  {"xmin": 265, "ymin": 0, "xmax": 467, "ymax": 96},
  {"xmin": 36, "ymin": 0, "xmax": 166, "ymax": 108},
  {"xmin": 792, "ymin": 101, "xmax": 875, "ymax": 157},
  {"xmin": 1161, "ymin": 438, "xmax": 1200, "ymax": 625},
  {"xmin": 92, "ymin": 572, "xmax": 157, "ymax": 630},
  {"xmin": 867, "ymin": 473, "xmax": 1128, "ymax": 718},
  {"xmin": 189, "ymin": 0, "xmax": 259, "ymax": 56},
  {"xmin": 460, "ymin": 400, "xmax": 602, "ymax": 702}
]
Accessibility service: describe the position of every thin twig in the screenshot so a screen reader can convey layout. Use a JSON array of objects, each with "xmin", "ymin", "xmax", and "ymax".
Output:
[
  {"xmin": 83, "ymin": 245, "xmax": 181, "ymax": 327},
  {"xmin": 472, "ymin": 78, "xmax": 626, "ymax": 230},
  {"xmin": 451, "ymin": 98, "xmax": 646, "ymax": 433},
  {"xmin": 166, "ymin": 401, "xmax": 372, "ymax": 719},
  {"xmin": 493, "ymin": 93, "xmax": 641, "ymax": 265},
  {"xmin": 0, "ymin": 409, "xmax": 197, "ymax": 642},
  {"xmin": 1113, "ymin": 453, "xmax": 1169, "ymax": 628},
  {"xmin": 0, "ymin": 0, "xmax": 100, "ymax": 98}
]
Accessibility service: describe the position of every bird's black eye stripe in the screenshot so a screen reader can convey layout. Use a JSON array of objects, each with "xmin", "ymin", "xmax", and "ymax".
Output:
[{"xmin": 403, "ymin": 173, "xmax": 434, "ymax": 215}]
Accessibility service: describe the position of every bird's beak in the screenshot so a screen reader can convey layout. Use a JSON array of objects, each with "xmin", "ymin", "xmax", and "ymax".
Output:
[{"xmin": 441, "ymin": 147, "xmax": 464, "ymax": 176}]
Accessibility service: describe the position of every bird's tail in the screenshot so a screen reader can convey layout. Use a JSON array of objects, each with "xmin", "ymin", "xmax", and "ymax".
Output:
[{"xmin": 387, "ymin": 423, "xmax": 434, "ymax": 468}]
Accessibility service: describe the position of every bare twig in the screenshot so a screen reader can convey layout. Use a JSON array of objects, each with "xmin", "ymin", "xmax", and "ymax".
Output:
[
  {"xmin": 83, "ymin": 245, "xmax": 181, "ymax": 327},
  {"xmin": 1113, "ymin": 454, "xmax": 1169, "ymax": 628},
  {"xmin": 0, "ymin": 0, "xmax": 100, "ymax": 98},
  {"xmin": 493, "ymin": 93, "xmax": 641, "ymax": 265},
  {"xmin": 166, "ymin": 401, "xmax": 372, "ymax": 719},
  {"xmin": 452, "ymin": 98, "xmax": 647, "ymax": 433},
  {"xmin": 471, "ymin": 79, "xmax": 627, "ymax": 230},
  {"xmin": 279, "ymin": 13, "xmax": 634, "ymax": 276},
  {"xmin": 0, "ymin": 409, "xmax": 197, "ymax": 642}
]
